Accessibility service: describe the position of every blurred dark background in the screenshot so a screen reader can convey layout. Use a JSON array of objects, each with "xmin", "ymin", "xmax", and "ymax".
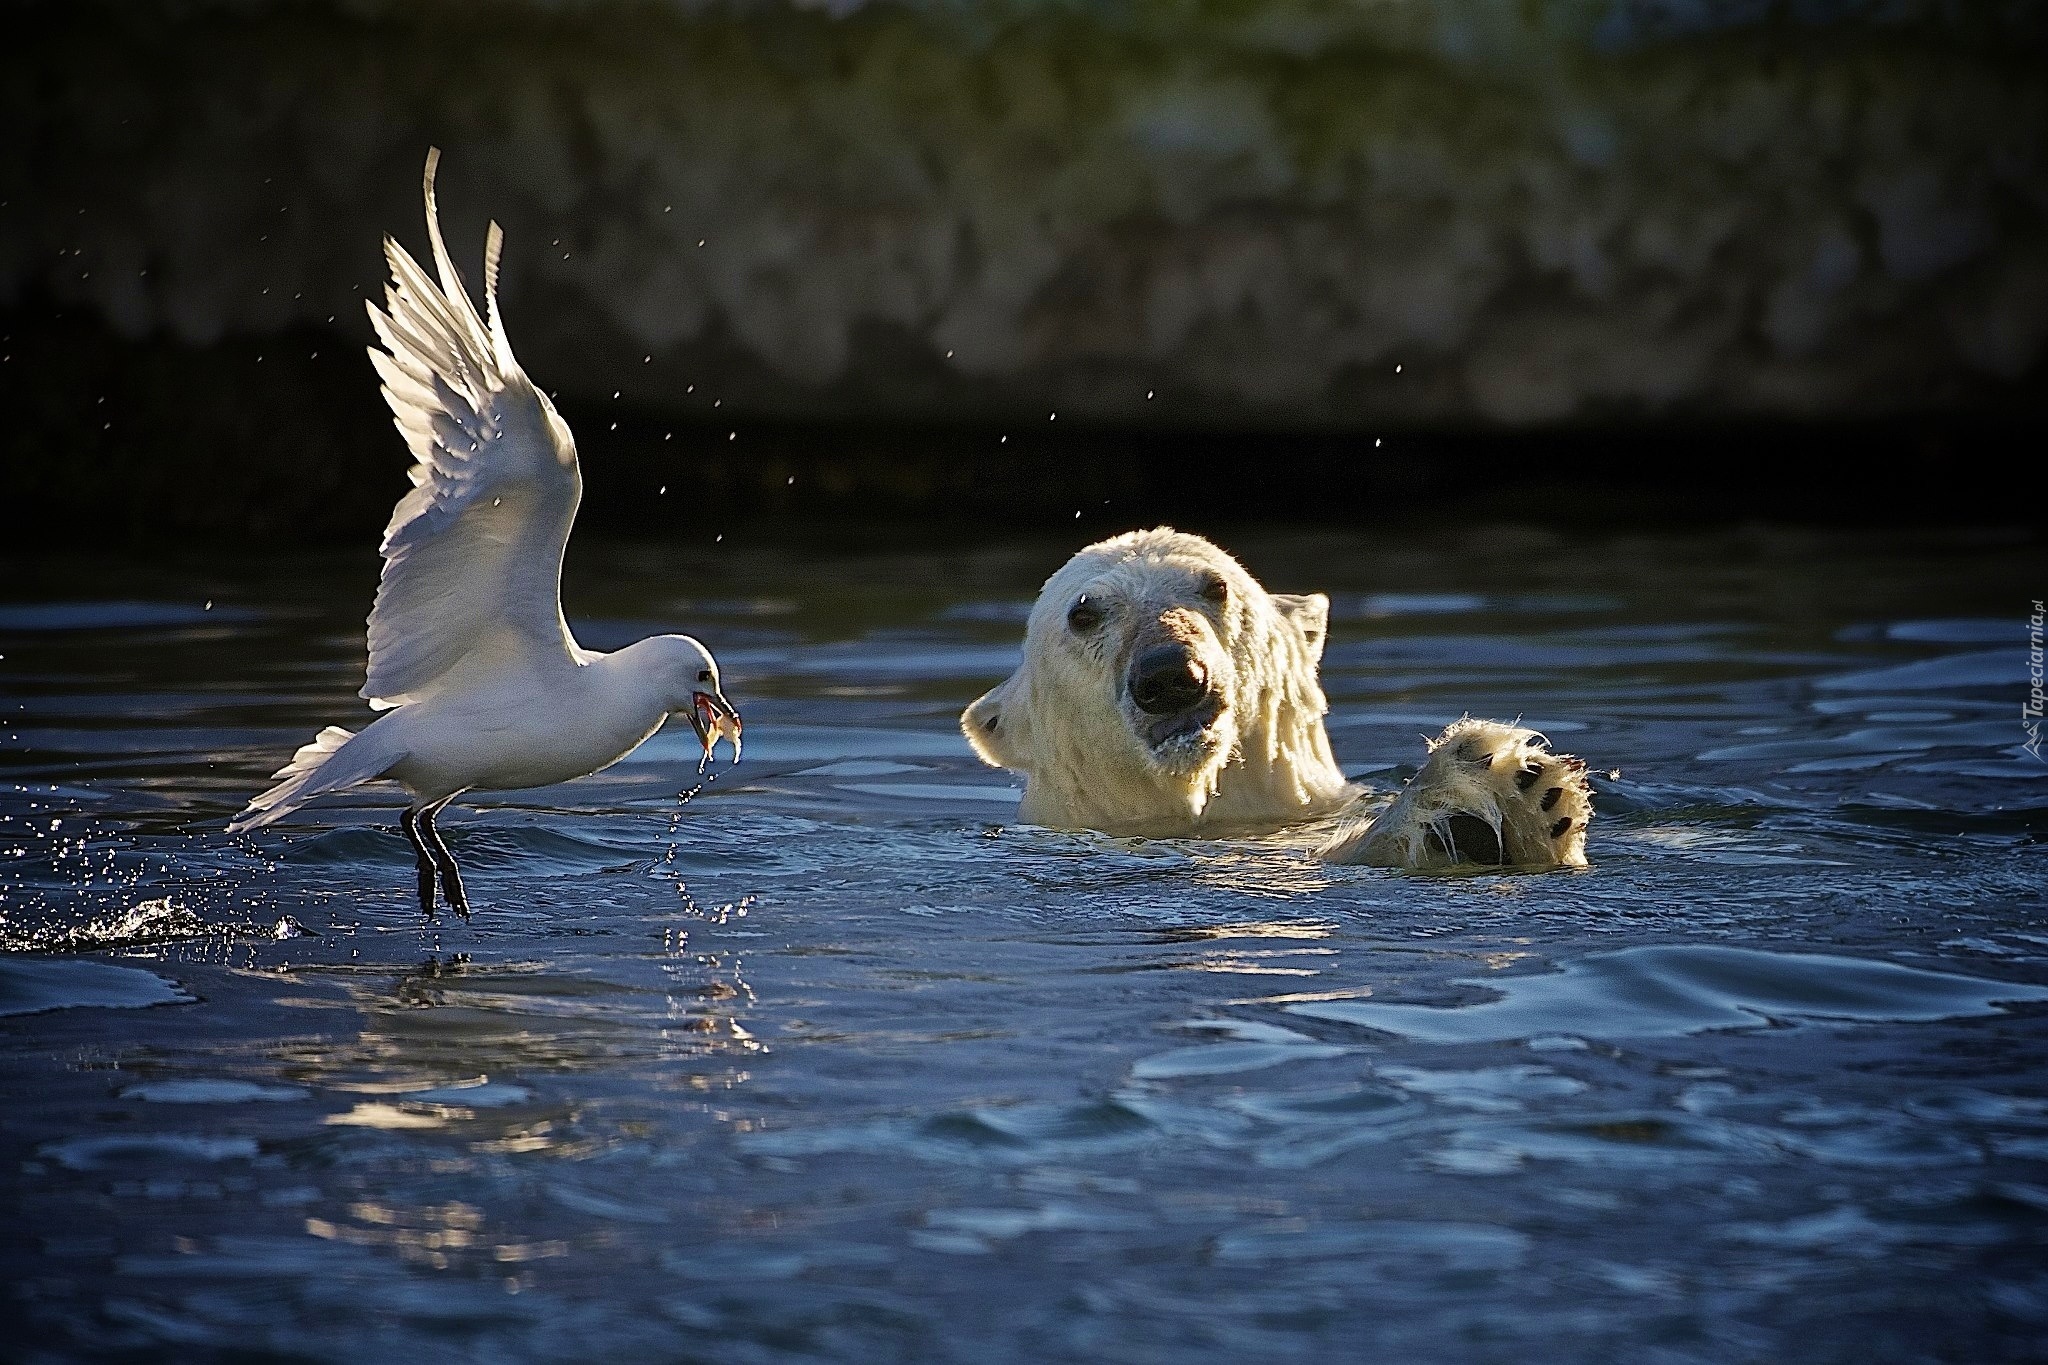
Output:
[{"xmin": 3, "ymin": 0, "xmax": 2044, "ymax": 545}]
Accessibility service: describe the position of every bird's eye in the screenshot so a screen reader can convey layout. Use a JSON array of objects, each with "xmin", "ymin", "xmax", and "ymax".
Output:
[
  {"xmin": 1067, "ymin": 596, "xmax": 1103, "ymax": 633},
  {"xmin": 697, "ymin": 668, "xmax": 713, "ymax": 684},
  {"xmin": 1199, "ymin": 575, "xmax": 1229, "ymax": 604}
]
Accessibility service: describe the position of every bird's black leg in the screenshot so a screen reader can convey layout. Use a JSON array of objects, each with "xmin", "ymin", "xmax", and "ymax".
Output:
[
  {"xmin": 419, "ymin": 800, "xmax": 470, "ymax": 919},
  {"xmin": 400, "ymin": 808, "xmax": 437, "ymax": 917}
]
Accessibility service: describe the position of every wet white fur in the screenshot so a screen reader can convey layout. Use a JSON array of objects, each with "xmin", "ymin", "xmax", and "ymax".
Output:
[
  {"xmin": 963, "ymin": 528, "xmax": 1591, "ymax": 868},
  {"xmin": 964, "ymin": 528, "xmax": 1349, "ymax": 836}
]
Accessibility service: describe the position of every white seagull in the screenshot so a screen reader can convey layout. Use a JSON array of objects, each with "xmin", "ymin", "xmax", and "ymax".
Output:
[{"xmin": 229, "ymin": 149, "xmax": 742, "ymax": 917}]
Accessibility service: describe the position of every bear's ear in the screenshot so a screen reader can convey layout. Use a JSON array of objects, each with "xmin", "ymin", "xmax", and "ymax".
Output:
[
  {"xmin": 1271, "ymin": 592, "xmax": 1329, "ymax": 665},
  {"xmin": 962, "ymin": 677, "xmax": 1034, "ymax": 771}
]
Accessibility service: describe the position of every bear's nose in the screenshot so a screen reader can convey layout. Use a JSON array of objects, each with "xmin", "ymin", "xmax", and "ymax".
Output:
[{"xmin": 1129, "ymin": 646, "xmax": 1209, "ymax": 715}]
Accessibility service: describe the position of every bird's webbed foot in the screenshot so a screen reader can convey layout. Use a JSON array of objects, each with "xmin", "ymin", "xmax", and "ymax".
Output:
[
  {"xmin": 400, "ymin": 808, "xmax": 438, "ymax": 917},
  {"xmin": 419, "ymin": 805, "xmax": 470, "ymax": 919}
]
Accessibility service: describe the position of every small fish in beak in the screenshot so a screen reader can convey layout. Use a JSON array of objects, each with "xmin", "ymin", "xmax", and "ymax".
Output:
[{"xmin": 687, "ymin": 689, "xmax": 743, "ymax": 773}]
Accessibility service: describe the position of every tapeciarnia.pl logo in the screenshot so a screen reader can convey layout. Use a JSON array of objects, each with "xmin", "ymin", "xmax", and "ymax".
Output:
[{"xmin": 2027, "ymin": 599, "xmax": 2045, "ymax": 762}]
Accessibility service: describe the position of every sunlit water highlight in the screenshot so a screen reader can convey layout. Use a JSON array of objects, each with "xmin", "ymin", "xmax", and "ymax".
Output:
[{"xmin": 2, "ymin": 526, "xmax": 2044, "ymax": 1362}]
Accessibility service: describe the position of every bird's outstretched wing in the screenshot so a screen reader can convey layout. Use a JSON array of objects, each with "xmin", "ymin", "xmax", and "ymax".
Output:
[{"xmin": 360, "ymin": 148, "xmax": 583, "ymax": 709}]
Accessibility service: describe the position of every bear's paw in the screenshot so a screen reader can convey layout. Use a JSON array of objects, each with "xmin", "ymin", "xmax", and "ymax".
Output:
[{"xmin": 1327, "ymin": 718, "xmax": 1592, "ymax": 870}]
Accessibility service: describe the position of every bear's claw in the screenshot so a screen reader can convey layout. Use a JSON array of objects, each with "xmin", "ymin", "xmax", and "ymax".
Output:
[{"xmin": 1325, "ymin": 717, "xmax": 1594, "ymax": 870}]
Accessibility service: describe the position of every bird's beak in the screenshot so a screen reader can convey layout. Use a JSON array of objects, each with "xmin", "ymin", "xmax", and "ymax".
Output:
[{"xmin": 687, "ymin": 690, "xmax": 743, "ymax": 773}]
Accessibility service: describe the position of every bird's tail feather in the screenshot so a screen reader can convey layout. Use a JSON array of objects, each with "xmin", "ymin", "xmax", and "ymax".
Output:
[{"xmin": 227, "ymin": 726, "xmax": 401, "ymax": 833}]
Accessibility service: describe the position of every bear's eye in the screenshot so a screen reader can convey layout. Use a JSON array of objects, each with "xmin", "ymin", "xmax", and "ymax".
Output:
[
  {"xmin": 1067, "ymin": 596, "xmax": 1103, "ymax": 634},
  {"xmin": 1199, "ymin": 575, "xmax": 1229, "ymax": 605}
]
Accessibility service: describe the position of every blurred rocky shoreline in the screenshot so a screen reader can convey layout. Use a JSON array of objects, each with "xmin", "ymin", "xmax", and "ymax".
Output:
[{"xmin": 3, "ymin": 0, "xmax": 2043, "ymax": 537}]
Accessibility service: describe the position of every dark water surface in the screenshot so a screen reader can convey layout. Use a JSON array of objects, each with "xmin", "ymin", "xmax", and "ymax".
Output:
[{"xmin": 3, "ymin": 525, "xmax": 2045, "ymax": 1363}]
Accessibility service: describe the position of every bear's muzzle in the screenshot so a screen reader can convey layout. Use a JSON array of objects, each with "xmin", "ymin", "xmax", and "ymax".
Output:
[
  {"xmin": 1126, "ymin": 641, "xmax": 1228, "ymax": 759},
  {"xmin": 1128, "ymin": 643, "xmax": 1210, "ymax": 716}
]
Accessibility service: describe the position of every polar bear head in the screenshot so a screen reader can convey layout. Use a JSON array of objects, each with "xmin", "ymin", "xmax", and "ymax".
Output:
[{"xmin": 962, "ymin": 528, "xmax": 1353, "ymax": 835}]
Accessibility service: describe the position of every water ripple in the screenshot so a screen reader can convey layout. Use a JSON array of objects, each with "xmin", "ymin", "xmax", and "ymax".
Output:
[
  {"xmin": 1290, "ymin": 945, "xmax": 2048, "ymax": 1043},
  {"xmin": 3, "ymin": 533, "xmax": 2044, "ymax": 1363}
]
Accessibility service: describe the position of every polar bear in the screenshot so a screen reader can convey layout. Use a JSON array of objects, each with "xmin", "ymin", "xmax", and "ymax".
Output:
[{"xmin": 961, "ymin": 528, "xmax": 1592, "ymax": 869}]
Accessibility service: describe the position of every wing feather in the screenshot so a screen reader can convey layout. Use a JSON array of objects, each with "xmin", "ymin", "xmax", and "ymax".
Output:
[{"xmin": 359, "ymin": 148, "xmax": 583, "ymax": 709}]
